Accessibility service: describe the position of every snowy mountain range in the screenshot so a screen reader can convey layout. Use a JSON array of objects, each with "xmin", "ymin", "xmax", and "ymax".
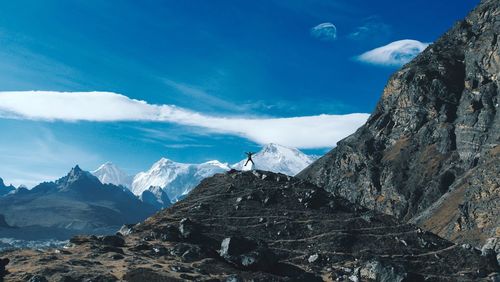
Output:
[
  {"xmin": 232, "ymin": 143, "xmax": 317, "ymax": 176},
  {"xmin": 86, "ymin": 143, "xmax": 318, "ymax": 206},
  {"xmin": 88, "ymin": 143, "xmax": 316, "ymax": 205},
  {"xmin": 91, "ymin": 162, "xmax": 133, "ymax": 188},
  {"xmin": 131, "ymin": 158, "xmax": 230, "ymax": 202}
]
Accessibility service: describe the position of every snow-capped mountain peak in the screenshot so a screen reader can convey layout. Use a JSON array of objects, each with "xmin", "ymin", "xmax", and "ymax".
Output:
[
  {"xmin": 202, "ymin": 160, "xmax": 229, "ymax": 168},
  {"xmin": 232, "ymin": 143, "xmax": 317, "ymax": 176},
  {"xmin": 91, "ymin": 162, "xmax": 133, "ymax": 188},
  {"xmin": 132, "ymin": 158, "xmax": 189, "ymax": 196},
  {"xmin": 131, "ymin": 158, "xmax": 229, "ymax": 201},
  {"xmin": 100, "ymin": 144, "xmax": 314, "ymax": 206}
]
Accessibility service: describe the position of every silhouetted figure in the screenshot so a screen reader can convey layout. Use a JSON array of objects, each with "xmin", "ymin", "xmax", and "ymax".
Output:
[{"xmin": 244, "ymin": 152, "xmax": 255, "ymax": 166}]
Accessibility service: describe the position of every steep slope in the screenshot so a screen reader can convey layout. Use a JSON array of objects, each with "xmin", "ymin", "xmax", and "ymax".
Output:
[
  {"xmin": 91, "ymin": 162, "xmax": 133, "ymax": 188},
  {"xmin": 233, "ymin": 143, "xmax": 317, "ymax": 176},
  {"xmin": 0, "ymin": 178, "xmax": 15, "ymax": 197},
  {"xmin": 298, "ymin": 0, "xmax": 499, "ymax": 246},
  {"xmin": 412, "ymin": 148, "xmax": 499, "ymax": 246},
  {"xmin": 131, "ymin": 158, "xmax": 230, "ymax": 202},
  {"xmin": 3, "ymin": 171, "xmax": 498, "ymax": 281},
  {"xmin": 0, "ymin": 166, "xmax": 156, "ymax": 240}
]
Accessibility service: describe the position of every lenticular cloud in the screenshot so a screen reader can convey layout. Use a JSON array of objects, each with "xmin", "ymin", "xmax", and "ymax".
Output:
[
  {"xmin": 357, "ymin": 39, "xmax": 430, "ymax": 66},
  {"xmin": 0, "ymin": 91, "xmax": 369, "ymax": 149},
  {"xmin": 311, "ymin": 23, "xmax": 337, "ymax": 41}
]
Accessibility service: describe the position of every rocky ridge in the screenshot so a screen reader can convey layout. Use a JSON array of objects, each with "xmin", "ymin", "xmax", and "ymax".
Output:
[
  {"xmin": 0, "ymin": 166, "xmax": 157, "ymax": 241},
  {"xmin": 298, "ymin": 0, "xmax": 499, "ymax": 246}
]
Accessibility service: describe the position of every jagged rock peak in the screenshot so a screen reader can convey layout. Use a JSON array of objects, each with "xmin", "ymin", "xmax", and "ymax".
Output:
[{"xmin": 55, "ymin": 165, "xmax": 100, "ymax": 188}]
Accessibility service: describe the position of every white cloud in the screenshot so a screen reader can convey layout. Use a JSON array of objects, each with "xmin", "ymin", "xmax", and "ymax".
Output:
[
  {"xmin": 0, "ymin": 91, "xmax": 369, "ymax": 149},
  {"xmin": 311, "ymin": 23, "xmax": 337, "ymax": 41},
  {"xmin": 356, "ymin": 39, "xmax": 430, "ymax": 66}
]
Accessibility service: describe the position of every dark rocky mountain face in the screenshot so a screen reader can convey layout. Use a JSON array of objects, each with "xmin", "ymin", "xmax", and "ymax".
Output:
[
  {"xmin": 0, "ymin": 215, "xmax": 11, "ymax": 229},
  {"xmin": 139, "ymin": 186, "xmax": 172, "ymax": 210},
  {"xmin": 298, "ymin": 0, "xmax": 499, "ymax": 246},
  {"xmin": 0, "ymin": 178, "xmax": 15, "ymax": 196},
  {"xmin": 2, "ymin": 171, "xmax": 498, "ymax": 281},
  {"xmin": 0, "ymin": 166, "xmax": 157, "ymax": 241}
]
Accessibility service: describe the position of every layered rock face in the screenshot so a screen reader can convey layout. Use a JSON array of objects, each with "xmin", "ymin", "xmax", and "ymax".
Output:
[
  {"xmin": 2, "ymin": 171, "xmax": 498, "ymax": 281},
  {"xmin": 298, "ymin": 0, "xmax": 499, "ymax": 246},
  {"xmin": 412, "ymin": 148, "xmax": 499, "ymax": 246}
]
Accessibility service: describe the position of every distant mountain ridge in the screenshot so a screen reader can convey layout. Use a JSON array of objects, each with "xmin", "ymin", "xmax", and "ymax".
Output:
[
  {"xmin": 0, "ymin": 178, "xmax": 15, "ymax": 196},
  {"xmin": 0, "ymin": 165, "xmax": 156, "ymax": 241}
]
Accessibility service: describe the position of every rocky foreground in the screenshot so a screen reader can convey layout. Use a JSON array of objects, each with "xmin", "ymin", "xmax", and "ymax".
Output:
[{"xmin": 1, "ymin": 171, "xmax": 498, "ymax": 281}]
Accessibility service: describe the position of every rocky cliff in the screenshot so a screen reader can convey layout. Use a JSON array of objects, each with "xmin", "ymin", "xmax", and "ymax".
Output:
[
  {"xmin": 2, "ymin": 171, "xmax": 498, "ymax": 281},
  {"xmin": 298, "ymin": 0, "xmax": 499, "ymax": 246}
]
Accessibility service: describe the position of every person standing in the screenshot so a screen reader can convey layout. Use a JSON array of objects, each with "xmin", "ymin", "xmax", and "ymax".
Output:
[{"xmin": 244, "ymin": 152, "xmax": 255, "ymax": 167}]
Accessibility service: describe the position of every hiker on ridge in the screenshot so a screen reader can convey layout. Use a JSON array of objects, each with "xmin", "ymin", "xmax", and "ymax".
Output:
[{"xmin": 244, "ymin": 152, "xmax": 255, "ymax": 167}]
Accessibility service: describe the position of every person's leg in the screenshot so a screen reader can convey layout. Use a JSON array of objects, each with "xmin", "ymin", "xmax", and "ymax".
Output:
[{"xmin": 244, "ymin": 159, "xmax": 250, "ymax": 166}]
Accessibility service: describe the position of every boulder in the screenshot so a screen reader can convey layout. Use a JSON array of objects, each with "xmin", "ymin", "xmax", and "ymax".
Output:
[
  {"xmin": 220, "ymin": 237, "xmax": 257, "ymax": 256},
  {"xmin": 156, "ymin": 224, "xmax": 180, "ymax": 241},
  {"xmin": 179, "ymin": 218, "xmax": 200, "ymax": 239},
  {"xmin": 481, "ymin": 238, "xmax": 500, "ymax": 265},
  {"xmin": 117, "ymin": 224, "xmax": 135, "ymax": 236},
  {"xmin": 69, "ymin": 235, "xmax": 96, "ymax": 245},
  {"xmin": 359, "ymin": 260, "xmax": 424, "ymax": 282},
  {"xmin": 219, "ymin": 236, "xmax": 278, "ymax": 271},
  {"xmin": 99, "ymin": 235, "xmax": 125, "ymax": 247}
]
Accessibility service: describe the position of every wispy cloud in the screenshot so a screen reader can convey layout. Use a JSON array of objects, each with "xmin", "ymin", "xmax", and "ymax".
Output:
[
  {"xmin": 0, "ymin": 127, "xmax": 101, "ymax": 187},
  {"xmin": 0, "ymin": 91, "xmax": 369, "ymax": 149},
  {"xmin": 311, "ymin": 23, "xmax": 337, "ymax": 41},
  {"xmin": 163, "ymin": 79, "xmax": 246, "ymax": 113},
  {"xmin": 163, "ymin": 144, "xmax": 213, "ymax": 149},
  {"xmin": 348, "ymin": 17, "xmax": 391, "ymax": 42},
  {"xmin": 356, "ymin": 39, "xmax": 430, "ymax": 66}
]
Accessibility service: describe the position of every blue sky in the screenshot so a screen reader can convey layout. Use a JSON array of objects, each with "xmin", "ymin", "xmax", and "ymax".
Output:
[{"xmin": 0, "ymin": 0, "xmax": 478, "ymax": 186}]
